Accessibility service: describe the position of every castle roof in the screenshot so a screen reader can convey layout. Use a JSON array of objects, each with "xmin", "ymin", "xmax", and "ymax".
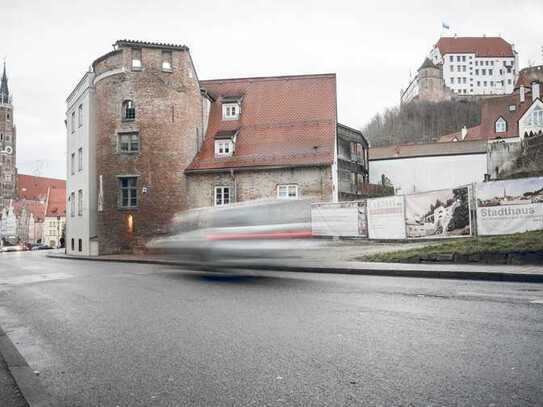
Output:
[
  {"xmin": 435, "ymin": 37, "xmax": 514, "ymax": 58},
  {"xmin": 419, "ymin": 58, "xmax": 438, "ymax": 70},
  {"xmin": 114, "ymin": 39, "xmax": 189, "ymax": 51}
]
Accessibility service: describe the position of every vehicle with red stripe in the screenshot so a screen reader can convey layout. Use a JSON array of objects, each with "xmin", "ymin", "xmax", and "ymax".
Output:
[{"xmin": 147, "ymin": 199, "xmax": 322, "ymax": 270}]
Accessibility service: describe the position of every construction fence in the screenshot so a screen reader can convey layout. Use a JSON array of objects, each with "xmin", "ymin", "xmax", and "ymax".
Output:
[{"xmin": 311, "ymin": 176, "xmax": 543, "ymax": 239}]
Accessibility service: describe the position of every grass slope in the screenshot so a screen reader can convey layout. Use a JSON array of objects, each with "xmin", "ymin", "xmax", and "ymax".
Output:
[{"xmin": 363, "ymin": 230, "xmax": 543, "ymax": 263}]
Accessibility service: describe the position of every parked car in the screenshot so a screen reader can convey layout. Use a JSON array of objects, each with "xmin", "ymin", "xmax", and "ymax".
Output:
[
  {"xmin": 1, "ymin": 245, "xmax": 24, "ymax": 252},
  {"xmin": 31, "ymin": 244, "xmax": 52, "ymax": 251}
]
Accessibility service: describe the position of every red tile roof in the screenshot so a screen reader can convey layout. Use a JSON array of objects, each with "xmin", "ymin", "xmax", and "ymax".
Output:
[
  {"xmin": 186, "ymin": 74, "xmax": 337, "ymax": 172},
  {"xmin": 435, "ymin": 37, "xmax": 514, "ymax": 57},
  {"xmin": 18, "ymin": 174, "xmax": 66, "ymax": 201},
  {"xmin": 479, "ymin": 92, "xmax": 532, "ymax": 140},
  {"xmin": 11, "ymin": 199, "xmax": 46, "ymax": 222},
  {"xmin": 438, "ymin": 125, "xmax": 482, "ymax": 142},
  {"xmin": 45, "ymin": 187, "xmax": 66, "ymax": 218}
]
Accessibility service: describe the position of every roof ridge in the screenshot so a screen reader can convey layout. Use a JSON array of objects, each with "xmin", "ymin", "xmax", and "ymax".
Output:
[{"xmin": 201, "ymin": 73, "xmax": 336, "ymax": 83}]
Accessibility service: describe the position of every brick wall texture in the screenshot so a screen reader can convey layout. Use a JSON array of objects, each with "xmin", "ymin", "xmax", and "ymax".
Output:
[
  {"xmin": 94, "ymin": 45, "xmax": 203, "ymax": 254},
  {"xmin": 186, "ymin": 166, "xmax": 333, "ymax": 208}
]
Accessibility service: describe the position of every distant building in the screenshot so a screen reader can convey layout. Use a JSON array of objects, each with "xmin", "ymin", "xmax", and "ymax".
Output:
[
  {"xmin": 66, "ymin": 71, "xmax": 96, "ymax": 255},
  {"xmin": 66, "ymin": 40, "xmax": 370, "ymax": 255},
  {"xmin": 0, "ymin": 62, "xmax": 17, "ymax": 207},
  {"xmin": 437, "ymin": 65, "xmax": 543, "ymax": 180},
  {"xmin": 43, "ymin": 186, "xmax": 66, "ymax": 248},
  {"xmin": 401, "ymin": 36, "xmax": 517, "ymax": 104},
  {"xmin": 0, "ymin": 175, "xmax": 65, "ymax": 246}
]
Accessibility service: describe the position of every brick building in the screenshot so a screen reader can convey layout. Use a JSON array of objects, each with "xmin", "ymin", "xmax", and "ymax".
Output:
[
  {"xmin": 0, "ymin": 63, "xmax": 17, "ymax": 208},
  {"xmin": 66, "ymin": 40, "xmax": 369, "ymax": 255}
]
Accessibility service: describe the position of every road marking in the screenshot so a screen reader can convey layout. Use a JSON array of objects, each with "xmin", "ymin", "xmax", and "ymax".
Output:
[
  {"xmin": 0, "ymin": 272, "xmax": 73, "ymax": 286},
  {"xmin": 530, "ymin": 299, "xmax": 543, "ymax": 304}
]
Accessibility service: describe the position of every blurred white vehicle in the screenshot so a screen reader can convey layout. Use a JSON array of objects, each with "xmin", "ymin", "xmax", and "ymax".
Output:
[{"xmin": 147, "ymin": 199, "xmax": 323, "ymax": 270}]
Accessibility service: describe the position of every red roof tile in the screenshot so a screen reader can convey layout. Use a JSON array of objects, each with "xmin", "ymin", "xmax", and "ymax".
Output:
[
  {"xmin": 438, "ymin": 125, "xmax": 482, "ymax": 142},
  {"xmin": 11, "ymin": 199, "xmax": 46, "ymax": 221},
  {"xmin": 435, "ymin": 37, "xmax": 514, "ymax": 57},
  {"xmin": 369, "ymin": 140, "xmax": 487, "ymax": 160},
  {"xmin": 186, "ymin": 74, "xmax": 337, "ymax": 172},
  {"xmin": 45, "ymin": 187, "xmax": 66, "ymax": 218},
  {"xmin": 18, "ymin": 174, "xmax": 66, "ymax": 201},
  {"xmin": 479, "ymin": 92, "xmax": 533, "ymax": 140}
]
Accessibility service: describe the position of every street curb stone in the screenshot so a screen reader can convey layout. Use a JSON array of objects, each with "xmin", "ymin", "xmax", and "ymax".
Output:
[
  {"xmin": 47, "ymin": 253, "xmax": 543, "ymax": 283},
  {"xmin": 0, "ymin": 325, "xmax": 58, "ymax": 407}
]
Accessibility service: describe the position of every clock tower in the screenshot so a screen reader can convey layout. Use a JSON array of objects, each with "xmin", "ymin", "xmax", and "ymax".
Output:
[{"xmin": 0, "ymin": 62, "xmax": 17, "ymax": 208}]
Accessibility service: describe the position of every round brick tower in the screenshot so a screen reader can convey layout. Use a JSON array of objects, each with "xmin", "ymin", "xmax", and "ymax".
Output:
[{"xmin": 92, "ymin": 40, "xmax": 203, "ymax": 254}]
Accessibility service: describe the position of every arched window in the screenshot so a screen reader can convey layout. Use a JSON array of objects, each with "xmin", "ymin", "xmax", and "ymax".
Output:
[
  {"xmin": 495, "ymin": 117, "xmax": 506, "ymax": 133},
  {"xmin": 123, "ymin": 100, "xmax": 136, "ymax": 121}
]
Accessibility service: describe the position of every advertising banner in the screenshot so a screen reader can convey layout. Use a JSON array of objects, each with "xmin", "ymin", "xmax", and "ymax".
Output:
[
  {"xmin": 367, "ymin": 196, "xmax": 406, "ymax": 239},
  {"xmin": 405, "ymin": 187, "xmax": 471, "ymax": 239},
  {"xmin": 476, "ymin": 177, "xmax": 543, "ymax": 235},
  {"xmin": 311, "ymin": 201, "xmax": 367, "ymax": 237}
]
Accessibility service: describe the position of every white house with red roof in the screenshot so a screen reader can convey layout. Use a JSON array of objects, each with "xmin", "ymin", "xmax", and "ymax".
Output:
[
  {"xmin": 402, "ymin": 36, "xmax": 518, "ymax": 104},
  {"xmin": 430, "ymin": 36, "xmax": 517, "ymax": 97}
]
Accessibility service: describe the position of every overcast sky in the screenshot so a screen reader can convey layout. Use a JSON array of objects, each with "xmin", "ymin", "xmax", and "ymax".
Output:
[{"xmin": 2, "ymin": 0, "xmax": 543, "ymax": 179}]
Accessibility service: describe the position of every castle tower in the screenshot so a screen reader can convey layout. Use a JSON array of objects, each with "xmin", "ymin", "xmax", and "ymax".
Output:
[
  {"xmin": 0, "ymin": 62, "xmax": 17, "ymax": 208},
  {"xmin": 417, "ymin": 58, "xmax": 449, "ymax": 102}
]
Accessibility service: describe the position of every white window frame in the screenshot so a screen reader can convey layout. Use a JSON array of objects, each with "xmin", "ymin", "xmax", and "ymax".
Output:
[
  {"xmin": 131, "ymin": 48, "xmax": 142, "ymax": 70},
  {"xmin": 70, "ymin": 192, "xmax": 75, "ymax": 217},
  {"xmin": 277, "ymin": 184, "xmax": 299, "ymax": 200},
  {"xmin": 215, "ymin": 139, "xmax": 234, "ymax": 157},
  {"xmin": 215, "ymin": 186, "xmax": 231, "ymax": 206},
  {"xmin": 78, "ymin": 189, "xmax": 83, "ymax": 216},
  {"xmin": 222, "ymin": 103, "xmax": 240, "ymax": 120},
  {"xmin": 495, "ymin": 117, "xmax": 506, "ymax": 133},
  {"xmin": 71, "ymin": 153, "xmax": 75, "ymax": 175},
  {"xmin": 78, "ymin": 104, "xmax": 83, "ymax": 127},
  {"xmin": 161, "ymin": 50, "xmax": 172, "ymax": 71},
  {"xmin": 78, "ymin": 147, "xmax": 83, "ymax": 171}
]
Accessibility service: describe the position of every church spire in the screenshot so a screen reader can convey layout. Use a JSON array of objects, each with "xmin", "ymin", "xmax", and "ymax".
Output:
[{"xmin": 0, "ymin": 61, "xmax": 9, "ymax": 104}]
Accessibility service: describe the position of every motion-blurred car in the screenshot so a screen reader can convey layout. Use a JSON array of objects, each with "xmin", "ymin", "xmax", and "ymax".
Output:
[
  {"xmin": 147, "ymin": 199, "xmax": 322, "ymax": 270},
  {"xmin": 1, "ymin": 245, "xmax": 24, "ymax": 252}
]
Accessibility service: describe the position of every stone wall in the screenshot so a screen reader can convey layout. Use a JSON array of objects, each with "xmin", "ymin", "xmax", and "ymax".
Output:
[
  {"xmin": 186, "ymin": 166, "xmax": 333, "ymax": 208},
  {"xmin": 94, "ymin": 44, "xmax": 204, "ymax": 254}
]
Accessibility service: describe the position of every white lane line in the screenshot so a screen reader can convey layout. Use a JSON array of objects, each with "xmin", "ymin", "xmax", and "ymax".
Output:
[
  {"xmin": 530, "ymin": 300, "xmax": 543, "ymax": 304},
  {"xmin": 0, "ymin": 273, "xmax": 73, "ymax": 286}
]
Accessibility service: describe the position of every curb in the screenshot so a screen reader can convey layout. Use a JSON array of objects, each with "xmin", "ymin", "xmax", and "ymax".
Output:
[
  {"xmin": 47, "ymin": 254, "xmax": 543, "ymax": 283},
  {"xmin": 0, "ymin": 325, "xmax": 57, "ymax": 407}
]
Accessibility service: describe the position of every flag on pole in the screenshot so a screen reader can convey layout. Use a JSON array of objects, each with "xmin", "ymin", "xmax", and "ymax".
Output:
[{"xmin": 442, "ymin": 21, "xmax": 450, "ymax": 30}]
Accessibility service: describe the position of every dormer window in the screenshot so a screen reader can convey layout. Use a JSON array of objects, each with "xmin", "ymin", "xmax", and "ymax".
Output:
[
  {"xmin": 122, "ymin": 100, "xmax": 136, "ymax": 121},
  {"xmin": 131, "ymin": 49, "xmax": 142, "ymax": 70},
  {"xmin": 161, "ymin": 51, "xmax": 172, "ymax": 72},
  {"xmin": 495, "ymin": 117, "xmax": 506, "ymax": 133},
  {"xmin": 215, "ymin": 139, "xmax": 234, "ymax": 157},
  {"xmin": 222, "ymin": 103, "xmax": 240, "ymax": 120}
]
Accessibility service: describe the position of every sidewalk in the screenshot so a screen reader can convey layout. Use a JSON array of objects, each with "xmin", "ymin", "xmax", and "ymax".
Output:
[
  {"xmin": 48, "ymin": 252, "xmax": 543, "ymax": 283},
  {"xmin": 0, "ymin": 352, "xmax": 27, "ymax": 407}
]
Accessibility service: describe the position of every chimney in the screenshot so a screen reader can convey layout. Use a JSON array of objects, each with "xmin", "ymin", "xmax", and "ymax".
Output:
[
  {"xmin": 461, "ymin": 126, "xmax": 468, "ymax": 140},
  {"xmin": 520, "ymin": 86, "xmax": 525, "ymax": 103},
  {"xmin": 532, "ymin": 81, "xmax": 540, "ymax": 101}
]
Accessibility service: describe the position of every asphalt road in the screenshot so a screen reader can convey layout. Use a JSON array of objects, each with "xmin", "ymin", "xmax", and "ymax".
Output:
[{"xmin": 0, "ymin": 251, "xmax": 542, "ymax": 406}]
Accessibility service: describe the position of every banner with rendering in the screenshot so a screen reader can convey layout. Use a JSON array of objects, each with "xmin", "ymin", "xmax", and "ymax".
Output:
[
  {"xmin": 405, "ymin": 187, "xmax": 471, "ymax": 239},
  {"xmin": 311, "ymin": 201, "xmax": 368, "ymax": 237},
  {"xmin": 476, "ymin": 177, "xmax": 543, "ymax": 236},
  {"xmin": 367, "ymin": 196, "xmax": 406, "ymax": 239}
]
